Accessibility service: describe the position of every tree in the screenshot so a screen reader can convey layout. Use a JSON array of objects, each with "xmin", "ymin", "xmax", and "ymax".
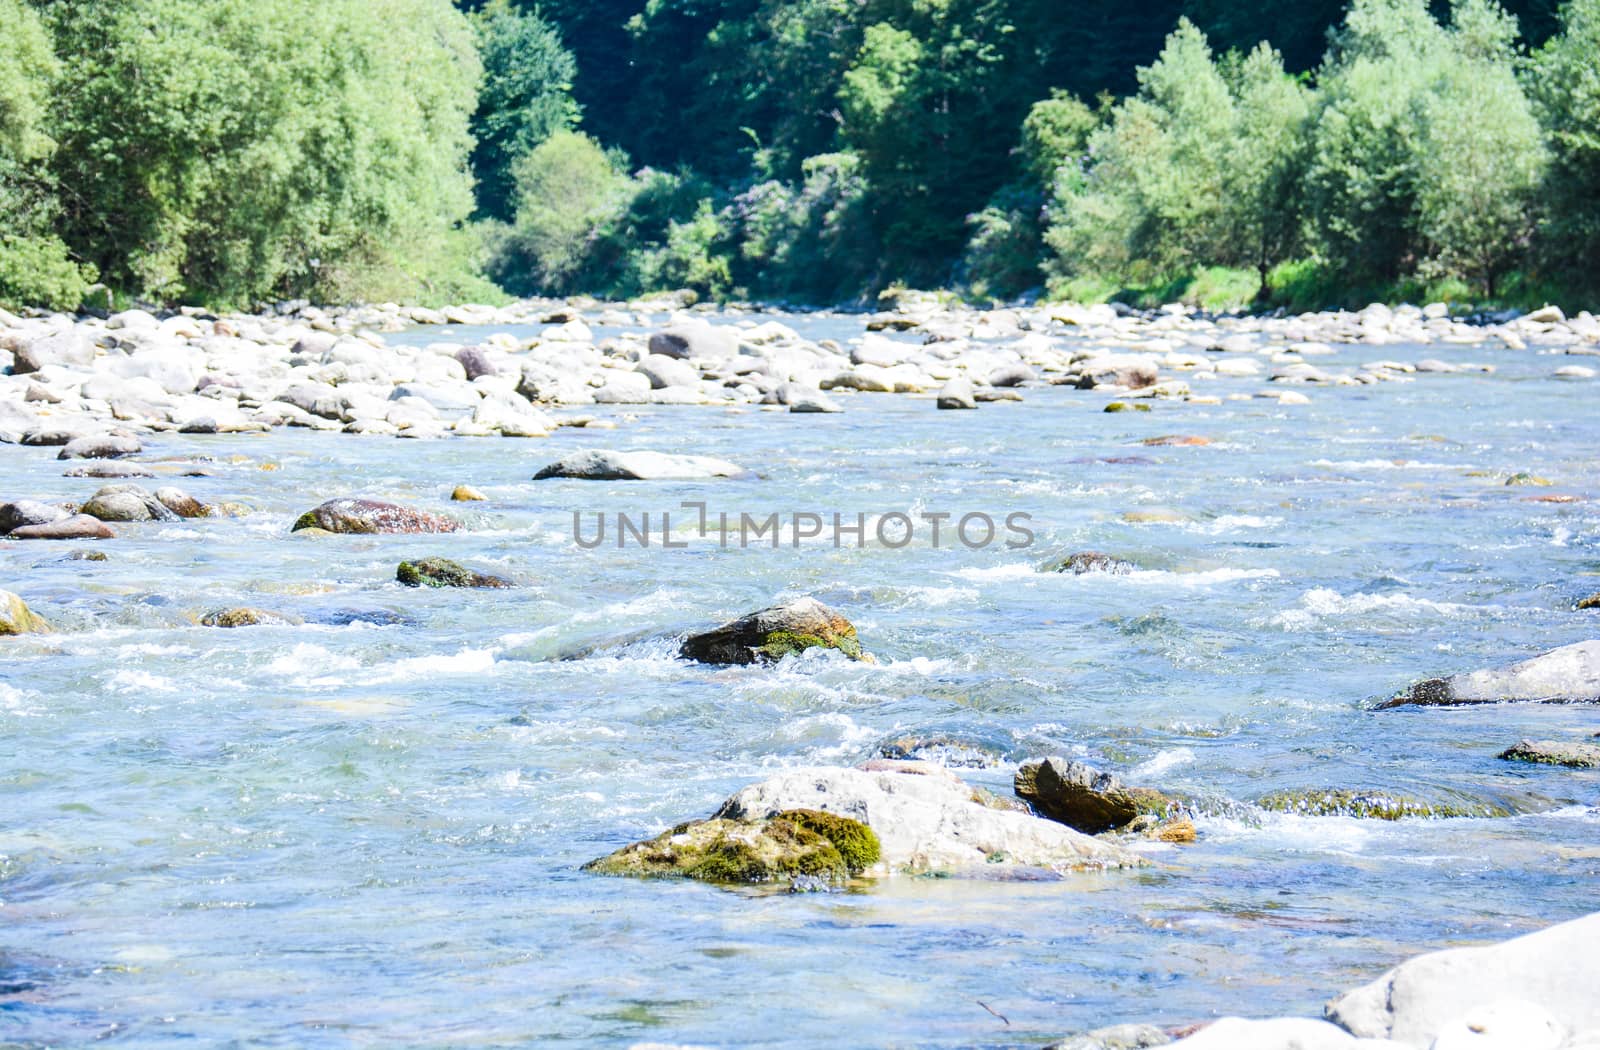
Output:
[
  {"xmin": 1224, "ymin": 44, "xmax": 1313, "ymax": 298},
  {"xmin": 40, "ymin": 0, "xmax": 482, "ymax": 307},
  {"xmin": 1530, "ymin": 0, "xmax": 1600, "ymax": 293},
  {"xmin": 1045, "ymin": 19, "xmax": 1237, "ymax": 285},
  {"xmin": 469, "ymin": 0, "xmax": 579, "ymax": 222},
  {"xmin": 495, "ymin": 130, "xmax": 630, "ymax": 293},
  {"xmin": 0, "ymin": 0, "xmax": 94, "ymax": 310},
  {"xmin": 1413, "ymin": 0, "xmax": 1545, "ymax": 295}
]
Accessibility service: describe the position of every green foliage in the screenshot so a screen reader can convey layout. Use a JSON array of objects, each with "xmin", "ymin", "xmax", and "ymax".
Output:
[
  {"xmin": 726, "ymin": 152, "xmax": 878, "ymax": 304},
  {"xmin": 470, "ymin": 0, "xmax": 580, "ymax": 221},
  {"xmin": 494, "ymin": 130, "xmax": 630, "ymax": 294},
  {"xmin": 37, "ymin": 0, "xmax": 482, "ymax": 308},
  {"xmin": 0, "ymin": 1, "xmax": 93, "ymax": 311},
  {"xmin": 1530, "ymin": 0, "xmax": 1600, "ymax": 298},
  {"xmin": 1224, "ymin": 44, "xmax": 1313, "ymax": 296},
  {"xmin": 1044, "ymin": 20, "xmax": 1242, "ymax": 288}
]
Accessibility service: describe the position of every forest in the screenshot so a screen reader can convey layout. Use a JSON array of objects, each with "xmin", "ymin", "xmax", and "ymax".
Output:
[{"xmin": 1, "ymin": 0, "xmax": 1597, "ymax": 312}]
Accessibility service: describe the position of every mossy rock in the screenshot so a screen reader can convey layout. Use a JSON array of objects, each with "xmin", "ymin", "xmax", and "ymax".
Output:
[
  {"xmin": 681, "ymin": 597, "xmax": 865, "ymax": 665},
  {"xmin": 1045, "ymin": 551, "xmax": 1136, "ymax": 575},
  {"xmin": 1576, "ymin": 592, "xmax": 1600, "ymax": 611},
  {"xmin": 1255, "ymin": 789, "xmax": 1508, "ymax": 820},
  {"xmin": 1498, "ymin": 739, "xmax": 1600, "ymax": 768},
  {"xmin": 200, "ymin": 608, "xmax": 303, "ymax": 628},
  {"xmin": 584, "ymin": 811, "xmax": 880, "ymax": 885},
  {"xmin": 1505, "ymin": 473, "xmax": 1553, "ymax": 487},
  {"xmin": 1103, "ymin": 401, "xmax": 1151, "ymax": 414},
  {"xmin": 396, "ymin": 557, "xmax": 511, "ymax": 589},
  {"xmin": 0, "ymin": 590, "xmax": 50, "ymax": 635}
]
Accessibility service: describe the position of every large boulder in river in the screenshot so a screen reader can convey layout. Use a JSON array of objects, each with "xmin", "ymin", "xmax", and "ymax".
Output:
[
  {"xmin": 533, "ymin": 449, "xmax": 745, "ymax": 481},
  {"xmin": 1326, "ymin": 912, "xmax": 1600, "ymax": 1047},
  {"xmin": 936, "ymin": 377, "xmax": 978, "ymax": 410},
  {"xmin": 292, "ymin": 499, "xmax": 460, "ymax": 535},
  {"xmin": 680, "ymin": 597, "xmax": 863, "ymax": 665},
  {"xmin": 0, "ymin": 500, "xmax": 69, "ymax": 535},
  {"xmin": 648, "ymin": 320, "xmax": 739, "ymax": 360},
  {"xmin": 1380, "ymin": 640, "xmax": 1600, "ymax": 707},
  {"xmin": 712, "ymin": 764, "xmax": 1145, "ymax": 875},
  {"xmin": 0, "ymin": 589, "xmax": 50, "ymax": 635},
  {"xmin": 1014, "ymin": 757, "xmax": 1175, "ymax": 834},
  {"xmin": 8, "ymin": 514, "xmax": 115, "ymax": 541},
  {"xmin": 13, "ymin": 331, "xmax": 95, "ymax": 374},
  {"xmin": 1165, "ymin": 1017, "xmax": 1400, "ymax": 1048},
  {"xmin": 81, "ymin": 484, "xmax": 180, "ymax": 523}
]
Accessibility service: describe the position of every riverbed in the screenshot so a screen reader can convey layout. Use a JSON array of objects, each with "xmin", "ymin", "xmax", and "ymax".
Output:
[{"xmin": 2, "ymin": 307, "xmax": 1598, "ymax": 1047}]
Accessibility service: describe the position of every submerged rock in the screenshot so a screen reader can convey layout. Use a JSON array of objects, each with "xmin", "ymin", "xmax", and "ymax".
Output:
[
  {"xmin": 1047, "ymin": 551, "xmax": 1136, "ymax": 575},
  {"xmin": 62, "ymin": 463, "xmax": 157, "ymax": 479},
  {"xmin": 451, "ymin": 484, "xmax": 487, "ymax": 502},
  {"xmin": 200, "ymin": 608, "xmax": 303, "ymax": 628},
  {"xmin": 1327, "ymin": 911, "xmax": 1600, "ymax": 1047},
  {"xmin": 1381, "ymin": 640, "xmax": 1600, "ymax": 707},
  {"xmin": 396, "ymin": 557, "xmax": 511, "ymax": 589},
  {"xmin": 0, "ymin": 590, "xmax": 50, "ymax": 635},
  {"xmin": 584, "ymin": 809, "xmax": 881, "ymax": 885},
  {"xmin": 1014, "ymin": 757, "xmax": 1175, "ymax": 834},
  {"xmin": 8, "ymin": 514, "xmax": 115, "ymax": 541},
  {"xmin": 680, "ymin": 597, "xmax": 863, "ymax": 665},
  {"xmin": 533, "ymin": 449, "xmax": 745, "ymax": 481},
  {"xmin": 711, "ymin": 765, "xmax": 1144, "ymax": 874},
  {"xmin": 1576, "ymin": 593, "xmax": 1600, "ymax": 611},
  {"xmin": 292, "ymin": 499, "xmax": 459, "ymax": 535},
  {"xmin": 1254, "ymin": 789, "xmax": 1506, "ymax": 820},
  {"xmin": 877, "ymin": 736, "xmax": 1002, "ymax": 769},
  {"xmin": 57, "ymin": 433, "xmax": 142, "ymax": 460},
  {"xmin": 1498, "ymin": 739, "xmax": 1600, "ymax": 768}
]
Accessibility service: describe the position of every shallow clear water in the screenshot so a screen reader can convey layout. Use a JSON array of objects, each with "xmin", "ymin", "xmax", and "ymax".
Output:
[{"xmin": 3, "ymin": 315, "xmax": 1598, "ymax": 1048}]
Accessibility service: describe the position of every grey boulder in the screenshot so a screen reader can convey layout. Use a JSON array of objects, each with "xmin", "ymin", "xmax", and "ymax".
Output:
[
  {"xmin": 1382, "ymin": 640, "xmax": 1600, "ymax": 707},
  {"xmin": 533, "ymin": 450, "xmax": 745, "ymax": 481}
]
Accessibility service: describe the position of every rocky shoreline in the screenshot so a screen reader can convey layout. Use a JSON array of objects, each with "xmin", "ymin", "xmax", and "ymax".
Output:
[{"xmin": 0, "ymin": 295, "xmax": 1596, "ymax": 445}]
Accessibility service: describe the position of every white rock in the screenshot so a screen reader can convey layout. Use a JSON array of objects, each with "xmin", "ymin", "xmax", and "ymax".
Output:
[
  {"xmin": 1328, "ymin": 913, "xmax": 1600, "ymax": 1045},
  {"xmin": 715, "ymin": 766, "xmax": 1142, "ymax": 875},
  {"xmin": 1428, "ymin": 999, "xmax": 1566, "ymax": 1050},
  {"xmin": 1169, "ymin": 1017, "xmax": 1405, "ymax": 1049}
]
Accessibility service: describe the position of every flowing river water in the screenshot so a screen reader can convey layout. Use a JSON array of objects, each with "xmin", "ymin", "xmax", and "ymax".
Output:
[{"xmin": 2, "ymin": 311, "xmax": 1597, "ymax": 1047}]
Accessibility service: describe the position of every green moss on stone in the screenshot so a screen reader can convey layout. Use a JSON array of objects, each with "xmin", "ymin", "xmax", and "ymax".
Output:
[
  {"xmin": 775, "ymin": 809, "xmax": 881, "ymax": 872},
  {"xmin": 758, "ymin": 628, "xmax": 862, "ymax": 662},
  {"xmin": 397, "ymin": 557, "xmax": 510, "ymax": 589},
  {"xmin": 1256, "ymin": 789, "xmax": 1507, "ymax": 820},
  {"xmin": 291, "ymin": 511, "xmax": 321, "ymax": 532}
]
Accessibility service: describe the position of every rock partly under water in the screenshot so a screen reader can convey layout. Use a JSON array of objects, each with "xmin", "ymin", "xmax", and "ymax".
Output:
[
  {"xmin": 1014, "ymin": 757, "xmax": 1176, "ymax": 834},
  {"xmin": 584, "ymin": 809, "xmax": 881, "ymax": 885},
  {"xmin": 0, "ymin": 589, "xmax": 50, "ymax": 635},
  {"xmin": 706, "ymin": 764, "xmax": 1145, "ymax": 875},
  {"xmin": 1254, "ymin": 789, "xmax": 1507, "ymax": 820},
  {"xmin": 292, "ymin": 499, "xmax": 459, "ymax": 535},
  {"xmin": 1382, "ymin": 640, "xmax": 1600, "ymax": 707},
  {"xmin": 1498, "ymin": 739, "xmax": 1600, "ymax": 768},
  {"xmin": 679, "ymin": 597, "xmax": 864, "ymax": 665},
  {"xmin": 532, "ymin": 449, "xmax": 746, "ymax": 481},
  {"xmin": 395, "ymin": 558, "xmax": 511, "ymax": 589}
]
